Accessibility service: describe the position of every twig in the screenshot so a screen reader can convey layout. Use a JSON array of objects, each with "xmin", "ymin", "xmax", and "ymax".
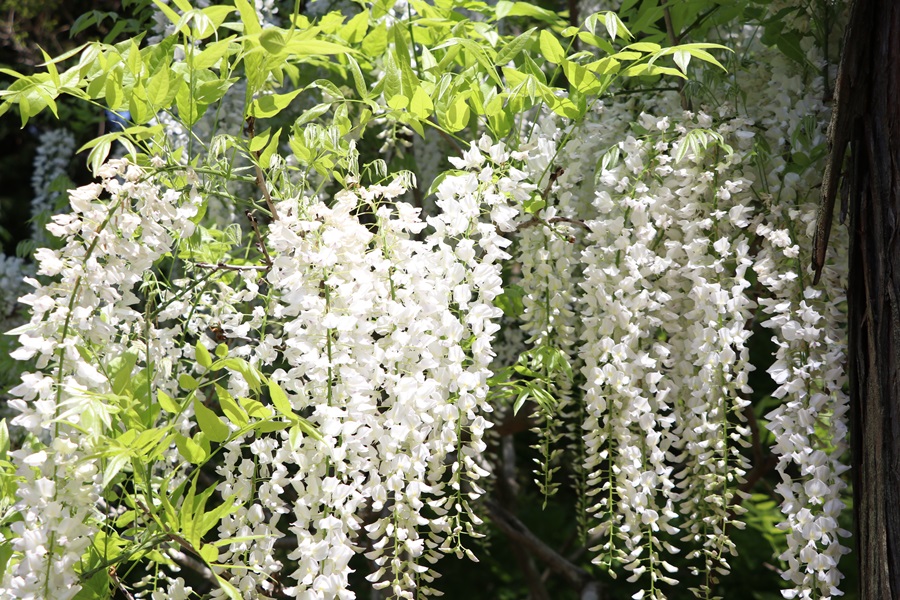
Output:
[
  {"xmin": 611, "ymin": 86, "xmax": 682, "ymax": 97},
  {"xmin": 662, "ymin": 0, "xmax": 692, "ymax": 111},
  {"xmin": 567, "ymin": 0, "xmax": 579, "ymax": 51},
  {"xmin": 109, "ymin": 568, "xmax": 137, "ymax": 600},
  {"xmin": 743, "ymin": 405, "xmax": 764, "ymax": 466},
  {"xmin": 738, "ymin": 454, "xmax": 778, "ymax": 497},
  {"xmin": 426, "ymin": 117, "xmax": 465, "ymax": 155},
  {"xmin": 167, "ymin": 547, "xmax": 219, "ymax": 588},
  {"xmin": 679, "ymin": 5, "xmax": 720, "ymax": 40},
  {"xmin": 134, "ymin": 500, "xmax": 205, "ymax": 564},
  {"xmin": 542, "ymin": 167, "xmax": 565, "ymax": 200},
  {"xmin": 194, "ymin": 261, "xmax": 268, "ymax": 272},
  {"xmin": 246, "ymin": 209, "xmax": 273, "ymax": 269},
  {"xmin": 274, "ymin": 535, "xmax": 298, "ymax": 550},
  {"xmin": 245, "ymin": 116, "xmax": 280, "ymax": 221},
  {"xmin": 518, "ymin": 216, "xmax": 593, "ymax": 234}
]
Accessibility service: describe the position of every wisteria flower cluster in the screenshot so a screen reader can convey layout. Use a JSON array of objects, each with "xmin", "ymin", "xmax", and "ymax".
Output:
[{"xmin": 0, "ymin": 1, "xmax": 853, "ymax": 599}]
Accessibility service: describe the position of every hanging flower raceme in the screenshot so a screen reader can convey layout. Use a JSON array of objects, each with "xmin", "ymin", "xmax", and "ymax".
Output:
[
  {"xmin": 745, "ymin": 43, "xmax": 851, "ymax": 597},
  {"xmin": 189, "ymin": 138, "xmax": 535, "ymax": 599},
  {"xmin": 571, "ymin": 103, "xmax": 765, "ymax": 596},
  {"xmin": 578, "ymin": 121, "xmax": 685, "ymax": 596},
  {"xmin": 3, "ymin": 159, "xmax": 199, "ymax": 599},
  {"xmin": 660, "ymin": 114, "xmax": 756, "ymax": 593}
]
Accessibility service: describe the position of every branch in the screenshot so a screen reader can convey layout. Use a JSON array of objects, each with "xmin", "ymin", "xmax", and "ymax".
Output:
[
  {"xmin": 245, "ymin": 116, "xmax": 279, "ymax": 221},
  {"xmin": 426, "ymin": 118, "xmax": 465, "ymax": 156},
  {"xmin": 246, "ymin": 209, "xmax": 273, "ymax": 269},
  {"xmin": 484, "ymin": 500, "xmax": 602, "ymax": 599},
  {"xmin": 167, "ymin": 547, "xmax": 219, "ymax": 588},
  {"xmin": 738, "ymin": 454, "xmax": 778, "ymax": 497},
  {"xmin": 678, "ymin": 5, "xmax": 720, "ymax": 40},
  {"xmin": 194, "ymin": 261, "xmax": 268, "ymax": 272},
  {"xmin": 109, "ymin": 568, "xmax": 137, "ymax": 600},
  {"xmin": 495, "ymin": 435, "xmax": 550, "ymax": 600},
  {"xmin": 518, "ymin": 216, "xmax": 593, "ymax": 234},
  {"xmin": 567, "ymin": 0, "xmax": 579, "ymax": 51},
  {"xmin": 661, "ymin": 0, "xmax": 691, "ymax": 111}
]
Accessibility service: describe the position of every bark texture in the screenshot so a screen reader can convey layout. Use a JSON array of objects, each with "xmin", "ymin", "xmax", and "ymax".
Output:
[{"xmin": 816, "ymin": 1, "xmax": 900, "ymax": 597}]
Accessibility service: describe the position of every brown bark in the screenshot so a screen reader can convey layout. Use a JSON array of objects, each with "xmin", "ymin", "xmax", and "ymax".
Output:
[{"xmin": 817, "ymin": 1, "xmax": 900, "ymax": 597}]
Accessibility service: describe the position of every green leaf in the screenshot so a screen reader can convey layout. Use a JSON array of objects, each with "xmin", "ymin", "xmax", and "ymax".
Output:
[
  {"xmin": 268, "ymin": 379, "xmax": 296, "ymax": 419},
  {"xmin": 233, "ymin": 0, "xmax": 261, "ymax": 35},
  {"xmin": 539, "ymin": 30, "xmax": 565, "ymax": 64},
  {"xmin": 39, "ymin": 48, "xmax": 60, "ymax": 88},
  {"xmin": 561, "ymin": 60, "xmax": 601, "ymax": 95},
  {"xmin": 256, "ymin": 420, "xmax": 290, "ymax": 433},
  {"xmin": 313, "ymin": 78, "xmax": 344, "ymax": 100},
  {"xmin": 214, "ymin": 574, "xmax": 242, "ymax": 600},
  {"xmin": 496, "ymin": 28, "xmax": 535, "ymax": 65},
  {"xmin": 578, "ymin": 31, "xmax": 615, "ymax": 54},
  {"xmin": 133, "ymin": 428, "xmax": 170, "ymax": 458},
  {"xmin": 215, "ymin": 343, "xmax": 228, "ymax": 358},
  {"xmin": 443, "ymin": 95, "xmax": 470, "ymax": 132},
  {"xmin": 115, "ymin": 510, "xmax": 136, "ymax": 528},
  {"xmin": 202, "ymin": 5, "xmax": 236, "ymax": 31},
  {"xmin": 105, "ymin": 73, "xmax": 123, "ymax": 110},
  {"xmin": 282, "ymin": 39, "xmax": 356, "ymax": 57},
  {"xmin": 194, "ymin": 400, "xmax": 229, "ymax": 443},
  {"xmin": 0, "ymin": 420, "xmax": 8, "ymax": 461},
  {"xmin": 446, "ymin": 39, "xmax": 500, "ymax": 87},
  {"xmin": 101, "ymin": 452, "xmax": 131, "ymax": 489},
  {"xmin": 88, "ymin": 138, "xmax": 112, "ymax": 175},
  {"xmin": 146, "ymin": 63, "xmax": 172, "ymax": 107},
  {"xmin": 530, "ymin": 385, "xmax": 557, "ymax": 410},
  {"xmin": 249, "ymin": 127, "xmax": 271, "ymax": 152},
  {"xmin": 512, "ymin": 389, "xmax": 530, "ymax": 415},
  {"xmin": 625, "ymin": 42, "xmax": 661, "ymax": 53},
  {"xmin": 602, "ymin": 11, "xmax": 631, "ymax": 41},
  {"xmin": 383, "ymin": 52, "xmax": 402, "ymax": 103},
  {"xmin": 494, "ymin": 285, "xmax": 525, "ymax": 319},
  {"xmin": 340, "ymin": 10, "xmax": 369, "ymax": 44},
  {"xmin": 409, "ymin": 86, "xmax": 433, "ymax": 119},
  {"xmin": 238, "ymin": 397, "xmax": 272, "ymax": 419},
  {"xmin": 362, "ymin": 22, "xmax": 388, "ymax": 56},
  {"xmin": 151, "ymin": 0, "xmax": 183, "ymax": 32},
  {"xmin": 259, "ymin": 28, "xmax": 286, "ymax": 54},
  {"xmin": 175, "ymin": 79, "xmax": 207, "ymax": 126},
  {"xmin": 199, "ymin": 497, "xmax": 242, "ymax": 538},
  {"xmin": 484, "ymin": 93, "xmax": 504, "ymax": 118},
  {"xmin": 175, "ymin": 433, "xmax": 207, "ymax": 464},
  {"xmin": 295, "ymin": 102, "xmax": 331, "ymax": 125},
  {"xmin": 388, "ymin": 94, "xmax": 408, "ymax": 110},
  {"xmin": 193, "ymin": 37, "xmax": 235, "ymax": 70},
  {"xmin": 158, "ymin": 390, "xmax": 181, "ymax": 414},
  {"xmin": 258, "ymin": 127, "xmax": 282, "ymax": 169},
  {"xmin": 111, "ymin": 352, "xmax": 138, "ymax": 395},
  {"xmin": 73, "ymin": 567, "xmax": 110, "ymax": 600},
  {"xmin": 514, "ymin": 364, "xmax": 541, "ymax": 378},
  {"xmin": 170, "ymin": 0, "xmax": 192, "ymax": 12},
  {"xmin": 215, "ymin": 384, "xmax": 249, "ymax": 427},
  {"xmin": 195, "ymin": 342, "xmax": 212, "ymax": 369},
  {"xmin": 523, "ymin": 195, "xmax": 545, "ymax": 214},
  {"xmin": 179, "ymin": 373, "xmax": 200, "ymax": 391},
  {"xmin": 621, "ymin": 62, "xmax": 686, "ymax": 79},
  {"xmin": 199, "ymin": 544, "xmax": 219, "ymax": 564},
  {"xmin": 211, "ymin": 357, "xmax": 262, "ymax": 391},
  {"xmin": 495, "ymin": 1, "xmax": 563, "ymax": 24},
  {"xmin": 346, "ymin": 55, "xmax": 368, "ymax": 99}
]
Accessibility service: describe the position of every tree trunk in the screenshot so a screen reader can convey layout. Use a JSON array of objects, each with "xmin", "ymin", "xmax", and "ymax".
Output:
[{"xmin": 817, "ymin": 1, "xmax": 900, "ymax": 597}]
